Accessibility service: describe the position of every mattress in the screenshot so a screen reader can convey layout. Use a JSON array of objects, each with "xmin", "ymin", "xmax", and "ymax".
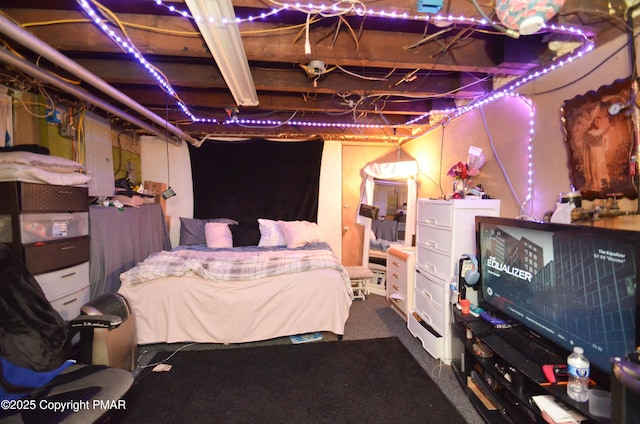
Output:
[{"xmin": 117, "ymin": 243, "xmax": 354, "ymax": 345}]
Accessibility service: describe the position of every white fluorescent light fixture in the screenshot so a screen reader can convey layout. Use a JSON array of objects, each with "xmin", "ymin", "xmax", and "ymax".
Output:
[{"xmin": 185, "ymin": 0, "xmax": 259, "ymax": 107}]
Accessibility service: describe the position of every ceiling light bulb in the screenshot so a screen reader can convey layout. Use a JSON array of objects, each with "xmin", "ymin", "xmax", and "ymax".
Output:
[{"xmin": 518, "ymin": 16, "xmax": 544, "ymax": 35}]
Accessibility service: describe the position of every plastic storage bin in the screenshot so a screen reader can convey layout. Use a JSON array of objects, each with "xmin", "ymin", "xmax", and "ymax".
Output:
[
  {"xmin": 19, "ymin": 212, "xmax": 88, "ymax": 243},
  {"xmin": 0, "ymin": 215, "xmax": 12, "ymax": 243}
]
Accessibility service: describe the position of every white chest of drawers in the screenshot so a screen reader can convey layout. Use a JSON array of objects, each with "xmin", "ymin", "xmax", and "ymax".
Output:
[
  {"xmin": 386, "ymin": 246, "xmax": 415, "ymax": 319},
  {"xmin": 408, "ymin": 198, "xmax": 500, "ymax": 363}
]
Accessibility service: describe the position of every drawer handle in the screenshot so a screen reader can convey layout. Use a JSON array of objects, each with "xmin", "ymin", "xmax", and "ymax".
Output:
[
  {"xmin": 420, "ymin": 290, "xmax": 433, "ymax": 301},
  {"xmin": 63, "ymin": 297, "xmax": 78, "ymax": 306},
  {"xmin": 420, "ymin": 312, "xmax": 433, "ymax": 324},
  {"xmin": 392, "ymin": 273, "xmax": 400, "ymax": 279},
  {"xmin": 59, "ymin": 245, "xmax": 76, "ymax": 251},
  {"xmin": 60, "ymin": 272, "xmax": 76, "ymax": 279},
  {"xmin": 55, "ymin": 190, "xmax": 75, "ymax": 195},
  {"xmin": 392, "ymin": 261, "xmax": 400, "ymax": 267},
  {"xmin": 392, "ymin": 284, "xmax": 400, "ymax": 291}
]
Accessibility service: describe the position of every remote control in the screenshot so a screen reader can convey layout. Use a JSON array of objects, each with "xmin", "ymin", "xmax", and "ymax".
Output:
[{"xmin": 480, "ymin": 311, "xmax": 511, "ymax": 328}]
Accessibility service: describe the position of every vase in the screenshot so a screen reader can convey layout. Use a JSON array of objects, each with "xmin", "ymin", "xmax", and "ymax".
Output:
[{"xmin": 452, "ymin": 179, "xmax": 467, "ymax": 197}]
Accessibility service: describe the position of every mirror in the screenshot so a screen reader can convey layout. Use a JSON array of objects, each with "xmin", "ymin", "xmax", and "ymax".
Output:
[
  {"xmin": 357, "ymin": 160, "xmax": 418, "ymax": 268},
  {"xmin": 367, "ymin": 178, "xmax": 415, "ymax": 268},
  {"xmin": 371, "ymin": 179, "xmax": 408, "ymax": 243}
]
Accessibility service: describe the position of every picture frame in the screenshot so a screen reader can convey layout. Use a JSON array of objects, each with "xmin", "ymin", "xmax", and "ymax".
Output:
[{"xmin": 561, "ymin": 78, "xmax": 637, "ymax": 201}]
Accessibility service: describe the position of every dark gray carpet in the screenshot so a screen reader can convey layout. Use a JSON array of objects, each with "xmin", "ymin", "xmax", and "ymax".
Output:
[
  {"xmin": 132, "ymin": 294, "xmax": 484, "ymax": 424},
  {"xmin": 115, "ymin": 337, "xmax": 467, "ymax": 423}
]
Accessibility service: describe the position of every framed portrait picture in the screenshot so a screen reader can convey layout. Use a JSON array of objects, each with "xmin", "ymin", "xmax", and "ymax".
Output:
[{"xmin": 561, "ymin": 78, "xmax": 637, "ymax": 201}]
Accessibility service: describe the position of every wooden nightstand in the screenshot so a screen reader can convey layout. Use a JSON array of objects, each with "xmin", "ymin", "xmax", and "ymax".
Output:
[{"xmin": 386, "ymin": 246, "xmax": 415, "ymax": 320}]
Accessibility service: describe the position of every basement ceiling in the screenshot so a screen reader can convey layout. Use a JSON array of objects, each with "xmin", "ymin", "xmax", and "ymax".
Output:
[{"xmin": 0, "ymin": 0, "xmax": 630, "ymax": 142}]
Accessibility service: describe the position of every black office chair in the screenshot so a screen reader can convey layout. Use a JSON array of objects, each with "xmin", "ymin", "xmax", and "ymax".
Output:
[
  {"xmin": 0, "ymin": 244, "xmax": 133, "ymax": 423},
  {"xmin": 611, "ymin": 354, "xmax": 640, "ymax": 424}
]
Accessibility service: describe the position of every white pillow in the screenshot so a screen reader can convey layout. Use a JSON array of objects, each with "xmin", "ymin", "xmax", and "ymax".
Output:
[
  {"xmin": 204, "ymin": 222, "xmax": 233, "ymax": 248},
  {"xmin": 0, "ymin": 151, "xmax": 86, "ymax": 173},
  {"xmin": 277, "ymin": 220, "xmax": 324, "ymax": 248},
  {"xmin": 257, "ymin": 218, "xmax": 286, "ymax": 247}
]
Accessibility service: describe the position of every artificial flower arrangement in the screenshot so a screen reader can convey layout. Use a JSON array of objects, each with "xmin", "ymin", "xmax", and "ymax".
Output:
[{"xmin": 447, "ymin": 161, "xmax": 480, "ymax": 180}]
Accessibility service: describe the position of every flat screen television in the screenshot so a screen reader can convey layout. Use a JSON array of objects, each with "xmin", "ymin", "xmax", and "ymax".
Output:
[{"xmin": 476, "ymin": 216, "xmax": 639, "ymax": 385}]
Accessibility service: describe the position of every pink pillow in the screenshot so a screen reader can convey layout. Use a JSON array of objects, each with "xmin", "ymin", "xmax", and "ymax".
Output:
[{"xmin": 204, "ymin": 223, "xmax": 233, "ymax": 248}]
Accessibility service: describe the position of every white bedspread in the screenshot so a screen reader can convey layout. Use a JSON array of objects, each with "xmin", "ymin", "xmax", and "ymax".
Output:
[{"xmin": 118, "ymin": 247, "xmax": 354, "ymax": 345}]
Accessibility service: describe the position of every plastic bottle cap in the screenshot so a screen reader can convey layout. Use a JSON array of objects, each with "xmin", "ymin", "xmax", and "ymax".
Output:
[{"xmin": 574, "ymin": 347, "xmax": 584, "ymax": 354}]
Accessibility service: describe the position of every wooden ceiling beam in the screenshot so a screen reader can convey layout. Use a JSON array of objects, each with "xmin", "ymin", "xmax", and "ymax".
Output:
[
  {"xmin": 4, "ymin": 8, "xmax": 543, "ymax": 74},
  {"xmin": 0, "ymin": 0, "xmax": 627, "ymax": 139},
  {"xmin": 70, "ymin": 58, "xmax": 490, "ymax": 99},
  {"xmin": 109, "ymin": 84, "xmax": 433, "ymax": 117}
]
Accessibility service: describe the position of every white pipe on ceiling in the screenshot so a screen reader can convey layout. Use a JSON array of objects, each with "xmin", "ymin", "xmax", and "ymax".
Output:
[
  {"xmin": 0, "ymin": 47, "xmax": 181, "ymax": 146},
  {"xmin": 0, "ymin": 14, "xmax": 198, "ymax": 146}
]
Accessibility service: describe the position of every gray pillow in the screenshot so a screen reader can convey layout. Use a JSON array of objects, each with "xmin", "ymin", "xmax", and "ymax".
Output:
[{"xmin": 179, "ymin": 217, "xmax": 238, "ymax": 245}]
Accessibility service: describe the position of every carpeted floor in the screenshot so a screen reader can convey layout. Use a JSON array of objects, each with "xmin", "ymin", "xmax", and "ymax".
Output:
[
  {"xmin": 114, "ymin": 337, "xmax": 467, "ymax": 424},
  {"xmin": 130, "ymin": 294, "xmax": 484, "ymax": 424}
]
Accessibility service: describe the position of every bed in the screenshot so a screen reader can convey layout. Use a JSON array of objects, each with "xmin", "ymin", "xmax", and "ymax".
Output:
[{"xmin": 118, "ymin": 218, "xmax": 354, "ymax": 345}]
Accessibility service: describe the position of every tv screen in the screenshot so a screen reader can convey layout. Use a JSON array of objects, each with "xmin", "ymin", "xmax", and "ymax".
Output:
[{"xmin": 476, "ymin": 216, "xmax": 639, "ymax": 378}]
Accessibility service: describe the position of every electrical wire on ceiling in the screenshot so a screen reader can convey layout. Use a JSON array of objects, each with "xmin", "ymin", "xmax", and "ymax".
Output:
[
  {"xmin": 272, "ymin": 0, "xmax": 368, "ymax": 18},
  {"xmin": 557, "ymin": 7, "xmax": 629, "ymax": 33},
  {"xmin": 528, "ymin": 32, "xmax": 636, "ymax": 97},
  {"xmin": 335, "ymin": 66, "xmax": 394, "ymax": 81},
  {"xmin": 2, "ymin": 0, "xmax": 615, "ymax": 139},
  {"xmin": 403, "ymin": 27, "xmax": 454, "ymax": 50},
  {"xmin": 469, "ymin": 0, "xmax": 520, "ymax": 38},
  {"xmin": 77, "ymin": 0, "xmax": 186, "ymax": 106}
]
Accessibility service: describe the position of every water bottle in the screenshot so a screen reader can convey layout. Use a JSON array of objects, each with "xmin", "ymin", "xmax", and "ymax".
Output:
[{"xmin": 567, "ymin": 347, "xmax": 590, "ymax": 402}]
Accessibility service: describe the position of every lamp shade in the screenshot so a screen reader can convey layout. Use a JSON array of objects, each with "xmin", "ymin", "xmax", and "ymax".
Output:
[{"xmin": 495, "ymin": 0, "xmax": 565, "ymax": 35}]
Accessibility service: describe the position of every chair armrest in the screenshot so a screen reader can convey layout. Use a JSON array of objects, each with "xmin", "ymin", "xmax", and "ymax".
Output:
[{"xmin": 70, "ymin": 314, "xmax": 122, "ymax": 330}]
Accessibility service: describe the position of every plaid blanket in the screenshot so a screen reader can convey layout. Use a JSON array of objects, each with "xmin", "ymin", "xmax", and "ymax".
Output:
[{"xmin": 120, "ymin": 248, "xmax": 353, "ymax": 298}]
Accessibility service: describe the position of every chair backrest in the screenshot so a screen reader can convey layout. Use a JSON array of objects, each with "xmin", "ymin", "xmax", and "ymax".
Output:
[{"xmin": 0, "ymin": 244, "xmax": 70, "ymax": 372}]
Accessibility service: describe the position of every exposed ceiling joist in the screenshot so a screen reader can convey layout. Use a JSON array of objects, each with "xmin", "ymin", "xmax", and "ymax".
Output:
[{"xmin": 0, "ymin": 0, "xmax": 628, "ymax": 140}]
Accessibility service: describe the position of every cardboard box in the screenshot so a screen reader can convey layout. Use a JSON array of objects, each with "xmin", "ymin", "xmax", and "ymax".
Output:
[
  {"xmin": 143, "ymin": 181, "xmax": 170, "ymax": 234},
  {"xmin": 143, "ymin": 181, "xmax": 167, "ymax": 214}
]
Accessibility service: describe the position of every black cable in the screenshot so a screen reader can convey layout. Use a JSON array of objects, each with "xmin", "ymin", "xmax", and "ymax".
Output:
[
  {"xmin": 529, "ymin": 37, "xmax": 632, "ymax": 97},
  {"xmin": 468, "ymin": 0, "xmax": 520, "ymax": 39}
]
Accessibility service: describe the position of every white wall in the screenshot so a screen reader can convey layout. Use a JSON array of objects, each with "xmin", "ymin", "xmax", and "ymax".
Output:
[
  {"xmin": 518, "ymin": 33, "xmax": 635, "ymax": 217},
  {"xmin": 317, "ymin": 140, "xmax": 343, "ymax": 259},
  {"xmin": 140, "ymin": 136, "xmax": 193, "ymax": 247},
  {"xmin": 404, "ymin": 32, "xmax": 638, "ymax": 220}
]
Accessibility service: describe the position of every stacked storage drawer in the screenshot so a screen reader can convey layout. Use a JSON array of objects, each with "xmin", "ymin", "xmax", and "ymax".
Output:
[
  {"xmin": 408, "ymin": 199, "xmax": 500, "ymax": 364},
  {"xmin": 0, "ymin": 182, "xmax": 90, "ymax": 320}
]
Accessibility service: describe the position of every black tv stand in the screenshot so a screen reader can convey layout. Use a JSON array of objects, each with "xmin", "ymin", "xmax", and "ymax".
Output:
[{"xmin": 451, "ymin": 308, "xmax": 610, "ymax": 424}]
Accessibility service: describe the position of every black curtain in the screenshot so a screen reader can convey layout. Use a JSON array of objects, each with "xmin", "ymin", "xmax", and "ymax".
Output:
[{"xmin": 188, "ymin": 138, "xmax": 324, "ymax": 223}]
